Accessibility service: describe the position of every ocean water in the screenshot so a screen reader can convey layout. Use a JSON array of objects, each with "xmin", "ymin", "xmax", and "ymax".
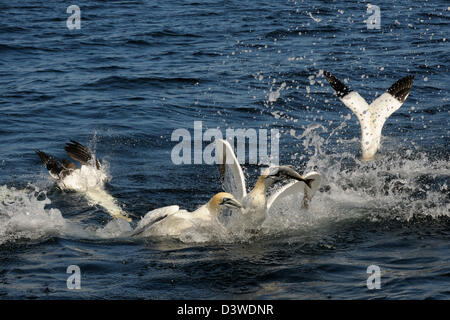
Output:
[{"xmin": 0, "ymin": 0, "xmax": 449, "ymax": 299}]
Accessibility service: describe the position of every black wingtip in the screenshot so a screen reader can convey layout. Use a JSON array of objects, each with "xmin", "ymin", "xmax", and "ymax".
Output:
[
  {"xmin": 34, "ymin": 149, "xmax": 66, "ymax": 178},
  {"xmin": 323, "ymin": 70, "xmax": 352, "ymax": 98},
  {"xmin": 35, "ymin": 149, "xmax": 49, "ymax": 165},
  {"xmin": 387, "ymin": 75, "xmax": 414, "ymax": 102}
]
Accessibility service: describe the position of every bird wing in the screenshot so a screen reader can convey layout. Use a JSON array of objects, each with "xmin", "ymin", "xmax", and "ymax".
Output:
[
  {"xmin": 65, "ymin": 140, "xmax": 100, "ymax": 169},
  {"xmin": 132, "ymin": 205, "xmax": 180, "ymax": 236},
  {"xmin": 61, "ymin": 159, "xmax": 78, "ymax": 170},
  {"xmin": 35, "ymin": 150, "xmax": 76, "ymax": 179},
  {"xmin": 369, "ymin": 75, "xmax": 414, "ymax": 128},
  {"xmin": 267, "ymin": 171, "xmax": 322, "ymax": 214},
  {"xmin": 324, "ymin": 71, "xmax": 370, "ymax": 126},
  {"xmin": 216, "ymin": 139, "xmax": 247, "ymax": 201}
]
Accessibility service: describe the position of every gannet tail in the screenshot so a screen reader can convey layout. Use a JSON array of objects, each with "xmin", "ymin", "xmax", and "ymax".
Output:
[{"xmin": 324, "ymin": 71, "xmax": 414, "ymax": 160}]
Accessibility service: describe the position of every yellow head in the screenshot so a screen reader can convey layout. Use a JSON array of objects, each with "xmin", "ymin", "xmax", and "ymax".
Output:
[{"xmin": 207, "ymin": 192, "xmax": 242, "ymax": 215}]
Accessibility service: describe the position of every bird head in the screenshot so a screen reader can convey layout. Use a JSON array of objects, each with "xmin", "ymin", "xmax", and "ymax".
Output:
[
  {"xmin": 260, "ymin": 165, "xmax": 313, "ymax": 188},
  {"xmin": 207, "ymin": 192, "xmax": 242, "ymax": 216}
]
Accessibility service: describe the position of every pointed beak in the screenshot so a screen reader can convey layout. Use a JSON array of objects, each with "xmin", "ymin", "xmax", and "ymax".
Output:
[
  {"xmin": 278, "ymin": 166, "xmax": 303, "ymax": 180},
  {"xmin": 277, "ymin": 166, "xmax": 314, "ymax": 188},
  {"xmin": 223, "ymin": 198, "xmax": 243, "ymax": 209}
]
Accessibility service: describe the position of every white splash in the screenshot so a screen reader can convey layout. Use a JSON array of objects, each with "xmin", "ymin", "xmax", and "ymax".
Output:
[
  {"xmin": 56, "ymin": 162, "xmax": 130, "ymax": 222},
  {"xmin": 59, "ymin": 165, "xmax": 108, "ymax": 192},
  {"xmin": 308, "ymin": 12, "xmax": 322, "ymax": 23},
  {"xmin": 0, "ymin": 185, "xmax": 132, "ymax": 245},
  {"xmin": 268, "ymin": 82, "xmax": 287, "ymax": 102},
  {"xmin": 219, "ymin": 123, "xmax": 448, "ymax": 242}
]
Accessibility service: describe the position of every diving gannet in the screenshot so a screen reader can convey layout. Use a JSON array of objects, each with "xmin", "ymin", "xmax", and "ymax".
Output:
[
  {"xmin": 132, "ymin": 192, "xmax": 242, "ymax": 238},
  {"xmin": 36, "ymin": 140, "xmax": 131, "ymax": 222},
  {"xmin": 216, "ymin": 139, "xmax": 322, "ymax": 228},
  {"xmin": 324, "ymin": 71, "xmax": 414, "ymax": 160}
]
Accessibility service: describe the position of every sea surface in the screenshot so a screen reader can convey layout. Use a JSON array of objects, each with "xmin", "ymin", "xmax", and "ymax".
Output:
[{"xmin": 0, "ymin": 0, "xmax": 449, "ymax": 299}]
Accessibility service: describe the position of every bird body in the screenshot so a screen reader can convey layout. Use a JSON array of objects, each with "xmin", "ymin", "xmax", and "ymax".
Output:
[
  {"xmin": 324, "ymin": 71, "xmax": 414, "ymax": 160},
  {"xmin": 241, "ymin": 177, "xmax": 268, "ymax": 226},
  {"xmin": 35, "ymin": 141, "xmax": 130, "ymax": 221},
  {"xmin": 133, "ymin": 192, "xmax": 242, "ymax": 239},
  {"xmin": 216, "ymin": 139, "xmax": 322, "ymax": 230}
]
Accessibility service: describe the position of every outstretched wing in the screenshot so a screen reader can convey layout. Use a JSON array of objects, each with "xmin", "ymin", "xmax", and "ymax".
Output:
[
  {"xmin": 132, "ymin": 205, "xmax": 180, "ymax": 236},
  {"xmin": 323, "ymin": 71, "xmax": 351, "ymax": 98},
  {"xmin": 267, "ymin": 171, "xmax": 322, "ymax": 214},
  {"xmin": 387, "ymin": 75, "xmax": 415, "ymax": 103},
  {"xmin": 216, "ymin": 139, "xmax": 247, "ymax": 201},
  {"xmin": 324, "ymin": 71, "xmax": 370, "ymax": 125},
  {"xmin": 35, "ymin": 150, "xmax": 76, "ymax": 179},
  {"xmin": 369, "ymin": 75, "xmax": 414, "ymax": 126},
  {"xmin": 65, "ymin": 140, "xmax": 101, "ymax": 169}
]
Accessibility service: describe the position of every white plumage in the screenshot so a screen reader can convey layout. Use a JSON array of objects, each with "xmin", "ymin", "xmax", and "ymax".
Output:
[
  {"xmin": 324, "ymin": 71, "xmax": 414, "ymax": 160},
  {"xmin": 216, "ymin": 139, "xmax": 322, "ymax": 229},
  {"xmin": 132, "ymin": 192, "xmax": 242, "ymax": 238},
  {"xmin": 36, "ymin": 141, "xmax": 131, "ymax": 221}
]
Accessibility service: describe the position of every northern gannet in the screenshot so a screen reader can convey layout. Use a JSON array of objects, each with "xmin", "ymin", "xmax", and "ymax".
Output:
[
  {"xmin": 132, "ymin": 192, "xmax": 242, "ymax": 238},
  {"xmin": 216, "ymin": 139, "xmax": 322, "ymax": 229},
  {"xmin": 324, "ymin": 71, "xmax": 414, "ymax": 160},
  {"xmin": 35, "ymin": 140, "xmax": 131, "ymax": 221}
]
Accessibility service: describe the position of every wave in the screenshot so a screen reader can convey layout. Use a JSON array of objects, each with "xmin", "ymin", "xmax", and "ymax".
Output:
[
  {"xmin": 85, "ymin": 75, "xmax": 202, "ymax": 89},
  {"xmin": 0, "ymin": 26, "xmax": 28, "ymax": 33},
  {"xmin": 0, "ymin": 43, "xmax": 59, "ymax": 53},
  {"xmin": 265, "ymin": 26, "xmax": 341, "ymax": 39},
  {"xmin": 137, "ymin": 29, "xmax": 202, "ymax": 38},
  {"xmin": 125, "ymin": 39, "xmax": 152, "ymax": 46}
]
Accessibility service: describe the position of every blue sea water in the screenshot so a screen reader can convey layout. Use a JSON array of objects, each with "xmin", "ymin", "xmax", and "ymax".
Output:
[{"xmin": 0, "ymin": 0, "xmax": 449, "ymax": 299}]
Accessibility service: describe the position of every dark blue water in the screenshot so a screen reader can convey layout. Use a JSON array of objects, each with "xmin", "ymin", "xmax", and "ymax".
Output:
[{"xmin": 0, "ymin": 0, "xmax": 449, "ymax": 299}]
